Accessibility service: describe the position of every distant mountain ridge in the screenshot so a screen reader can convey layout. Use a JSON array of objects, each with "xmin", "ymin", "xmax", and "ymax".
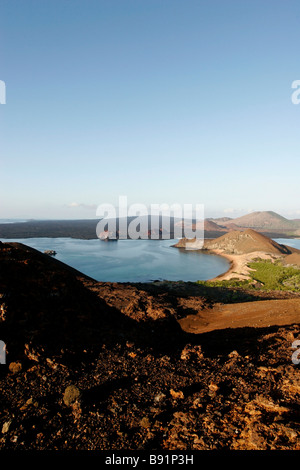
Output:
[
  {"xmin": 0, "ymin": 210, "xmax": 299, "ymax": 239},
  {"xmin": 210, "ymin": 211, "xmax": 300, "ymax": 236}
]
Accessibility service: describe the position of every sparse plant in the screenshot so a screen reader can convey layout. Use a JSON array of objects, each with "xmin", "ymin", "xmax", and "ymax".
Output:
[{"xmin": 247, "ymin": 259, "xmax": 300, "ymax": 291}]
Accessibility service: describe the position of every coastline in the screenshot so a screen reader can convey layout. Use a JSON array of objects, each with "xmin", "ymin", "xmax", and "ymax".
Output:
[
  {"xmin": 203, "ymin": 249, "xmax": 281, "ymax": 282},
  {"xmin": 2, "ymin": 240, "xmax": 300, "ymax": 451},
  {"xmin": 174, "ymin": 231, "xmax": 300, "ymax": 282}
]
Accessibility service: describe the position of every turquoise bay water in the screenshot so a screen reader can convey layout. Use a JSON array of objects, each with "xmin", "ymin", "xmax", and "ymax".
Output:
[
  {"xmin": 1, "ymin": 237, "xmax": 230, "ymax": 283},
  {"xmin": 3, "ymin": 237, "xmax": 299, "ymax": 284}
]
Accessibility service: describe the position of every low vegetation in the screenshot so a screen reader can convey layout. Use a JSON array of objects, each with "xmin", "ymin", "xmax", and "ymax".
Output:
[
  {"xmin": 196, "ymin": 279, "xmax": 252, "ymax": 288},
  {"xmin": 196, "ymin": 259, "xmax": 300, "ymax": 292},
  {"xmin": 248, "ymin": 259, "xmax": 300, "ymax": 291},
  {"xmin": 195, "ymin": 278, "xmax": 254, "ymax": 303}
]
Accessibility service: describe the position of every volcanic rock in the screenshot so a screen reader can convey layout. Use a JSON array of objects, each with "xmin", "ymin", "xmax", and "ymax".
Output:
[{"xmin": 0, "ymin": 241, "xmax": 300, "ymax": 451}]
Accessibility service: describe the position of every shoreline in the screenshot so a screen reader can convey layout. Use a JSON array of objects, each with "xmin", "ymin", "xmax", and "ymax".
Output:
[
  {"xmin": 3, "ymin": 237, "xmax": 300, "ymax": 285},
  {"xmin": 203, "ymin": 249, "xmax": 281, "ymax": 282}
]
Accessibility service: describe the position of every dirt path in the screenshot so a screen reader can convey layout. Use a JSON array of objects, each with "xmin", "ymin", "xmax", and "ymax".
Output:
[{"xmin": 178, "ymin": 298, "xmax": 300, "ymax": 334}]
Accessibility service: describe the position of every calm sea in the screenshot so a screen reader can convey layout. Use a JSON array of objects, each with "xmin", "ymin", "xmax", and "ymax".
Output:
[
  {"xmin": 2, "ymin": 237, "xmax": 299, "ymax": 283},
  {"xmin": 1, "ymin": 237, "xmax": 230, "ymax": 283}
]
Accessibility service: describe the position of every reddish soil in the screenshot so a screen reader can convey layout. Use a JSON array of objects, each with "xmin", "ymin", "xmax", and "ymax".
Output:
[
  {"xmin": 0, "ymin": 241, "xmax": 300, "ymax": 451},
  {"xmin": 179, "ymin": 298, "xmax": 300, "ymax": 334},
  {"xmin": 283, "ymin": 253, "xmax": 300, "ymax": 266}
]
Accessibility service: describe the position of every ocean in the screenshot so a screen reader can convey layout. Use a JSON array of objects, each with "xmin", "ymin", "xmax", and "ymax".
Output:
[
  {"xmin": 1, "ymin": 237, "xmax": 230, "ymax": 283},
  {"xmin": 2, "ymin": 237, "xmax": 299, "ymax": 284}
]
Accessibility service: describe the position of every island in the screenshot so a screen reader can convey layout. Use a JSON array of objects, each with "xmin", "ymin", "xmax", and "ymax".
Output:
[{"xmin": 175, "ymin": 228, "xmax": 300, "ymax": 281}]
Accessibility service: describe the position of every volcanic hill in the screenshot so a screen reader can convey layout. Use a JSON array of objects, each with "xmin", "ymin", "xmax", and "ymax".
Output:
[
  {"xmin": 203, "ymin": 229, "xmax": 298, "ymax": 256},
  {"xmin": 211, "ymin": 211, "xmax": 300, "ymax": 236},
  {"xmin": 175, "ymin": 229, "xmax": 300, "ymax": 282}
]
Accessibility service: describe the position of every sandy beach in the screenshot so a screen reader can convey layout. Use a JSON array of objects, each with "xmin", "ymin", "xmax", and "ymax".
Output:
[{"xmin": 207, "ymin": 249, "xmax": 282, "ymax": 281}]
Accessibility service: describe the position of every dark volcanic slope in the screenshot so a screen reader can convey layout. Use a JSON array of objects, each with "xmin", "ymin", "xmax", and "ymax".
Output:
[
  {"xmin": 0, "ymin": 242, "xmax": 186, "ymax": 358},
  {"xmin": 0, "ymin": 242, "xmax": 300, "ymax": 451}
]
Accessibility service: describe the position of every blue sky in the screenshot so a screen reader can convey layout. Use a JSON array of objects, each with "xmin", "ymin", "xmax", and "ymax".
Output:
[{"xmin": 1, "ymin": 0, "xmax": 300, "ymax": 220}]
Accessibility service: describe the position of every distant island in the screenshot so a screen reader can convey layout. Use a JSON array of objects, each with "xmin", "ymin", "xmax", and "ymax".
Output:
[
  {"xmin": 1, "ymin": 210, "xmax": 300, "ymax": 240},
  {"xmin": 175, "ymin": 228, "xmax": 300, "ymax": 281}
]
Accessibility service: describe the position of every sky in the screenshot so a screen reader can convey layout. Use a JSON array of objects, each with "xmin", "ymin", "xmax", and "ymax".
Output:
[{"xmin": 1, "ymin": 0, "xmax": 300, "ymax": 220}]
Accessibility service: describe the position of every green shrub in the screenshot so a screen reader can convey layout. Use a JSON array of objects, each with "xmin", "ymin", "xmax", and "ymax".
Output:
[
  {"xmin": 196, "ymin": 279, "xmax": 251, "ymax": 288},
  {"xmin": 248, "ymin": 259, "xmax": 300, "ymax": 291},
  {"xmin": 196, "ymin": 259, "xmax": 300, "ymax": 292}
]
